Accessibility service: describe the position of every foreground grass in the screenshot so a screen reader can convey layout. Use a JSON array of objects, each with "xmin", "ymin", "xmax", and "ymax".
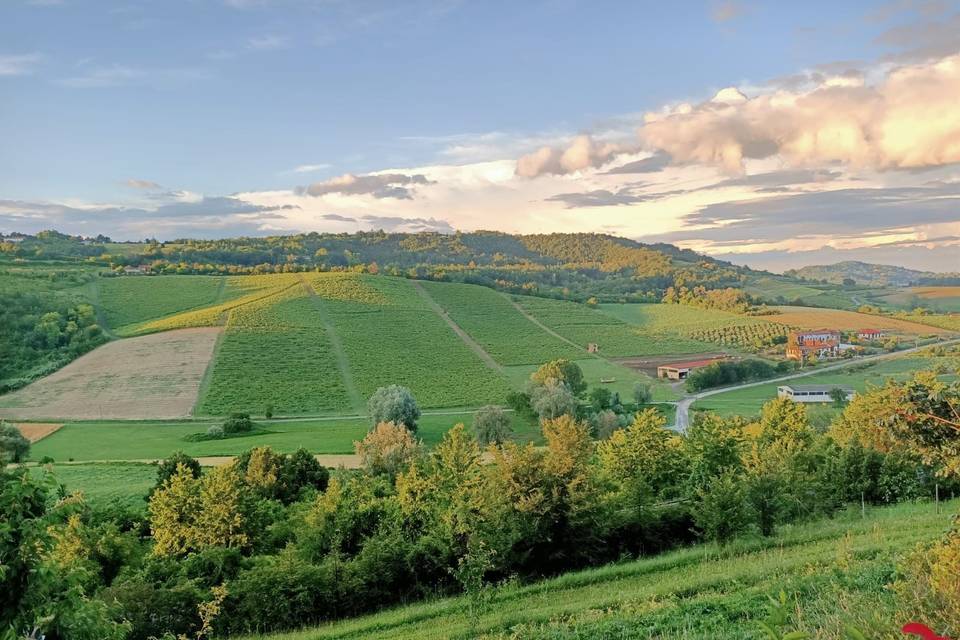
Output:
[
  {"xmin": 243, "ymin": 500, "xmax": 954, "ymax": 640},
  {"xmin": 28, "ymin": 412, "xmax": 540, "ymax": 462},
  {"xmin": 29, "ymin": 462, "xmax": 156, "ymax": 508}
]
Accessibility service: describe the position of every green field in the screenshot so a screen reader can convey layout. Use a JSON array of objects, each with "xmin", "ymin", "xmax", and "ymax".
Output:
[
  {"xmin": 419, "ymin": 280, "xmax": 582, "ymax": 365},
  {"xmin": 28, "ymin": 412, "xmax": 540, "ymax": 462},
  {"xmin": 691, "ymin": 352, "xmax": 959, "ymax": 419},
  {"xmin": 742, "ymin": 276, "xmax": 824, "ymax": 301},
  {"xmin": 98, "ymin": 275, "xmax": 226, "ymax": 328},
  {"xmin": 243, "ymin": 500, "xmax": 954, "ymax": 640},
  {"xmin": 28, "ymin": 462, "xmax": 157, "ymax": 508},
  {"xmin": 504, "ymin": 358, "xmax": 678, "ymax": 402},
  {"xmin": 513, "ymin": 297, "xmax": 712, "ymax": 356},
  {"xmin": 196, "ymin": 284, "xmax": 354, "ymax": 416},
  {"xmin": 307, "ymin": 274, "xmax": 513, "ymax": 408}
]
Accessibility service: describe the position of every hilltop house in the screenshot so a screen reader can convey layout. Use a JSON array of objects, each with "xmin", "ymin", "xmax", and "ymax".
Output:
[
  {"xmin": 657, "ymin": 357, "xmax": 728, "ymax": 380},
  {"xmin": 778, "ymin": 384, "xmax": 855, "ymax": 403},
  {"xmin": 785, "ymin": 329, "xmax": 841, "ymax": 361},
  {"xmin": 856, "ymin": 328, "xmax": 885, "ymax": 341}
]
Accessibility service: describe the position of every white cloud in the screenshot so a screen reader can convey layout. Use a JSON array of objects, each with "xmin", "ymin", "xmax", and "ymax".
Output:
[
  {"xmin": 0, "ymin": 53, "xmax": 43, "ymax": 76},
  {"xmin": 247, "ymin": 34, "xmax": 290, "ymax": 50},
  {"xmin": 291, "ymin": 163, "xmax": 331, "ymax": 174},
  {"xmin": 58, "ymin": 64, "xmax": 141, "ymax": 88}
]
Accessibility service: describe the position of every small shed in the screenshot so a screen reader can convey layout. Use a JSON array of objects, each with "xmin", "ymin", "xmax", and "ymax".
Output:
[
  {"xmin": 656, "ymin": 357, "xmax": 727, "ymax": 380},
  {"xmin": 587, "ymin": 343, "xmax": 600, "ymax": 353}
]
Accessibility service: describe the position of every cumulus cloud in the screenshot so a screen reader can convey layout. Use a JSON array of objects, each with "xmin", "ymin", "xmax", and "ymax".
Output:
[
  {"xmin": 298, "ymin": 172, "xmax": 436, "ymax": 199},
  {"xmin": 641, "ymin": 52, "xmax": 960, "ymax": 174},
  {"xmin": 605, "ymin": 152, "xmax": 672, "ymax": 174},
  {"xmin": 516, "ymin": 135, "xmax": 632, "ymax": 178},
  {"xmin": 359, "ymin": 215, "xmax": 454, "ymax": 233}
]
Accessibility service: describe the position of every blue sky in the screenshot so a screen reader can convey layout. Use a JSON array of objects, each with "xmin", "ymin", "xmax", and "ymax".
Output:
[{"xmin": 2, "ymin": 0, "xmax": 960, "ymax": 272}]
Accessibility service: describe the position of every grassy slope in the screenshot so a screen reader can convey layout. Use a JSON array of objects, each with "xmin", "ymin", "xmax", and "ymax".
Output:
[
  {"xmin": 244, "ymin": 500, "xmax": 954, "ymax": 640},
  {"xmin": 691, "ymin": 352, "xmax": 959, "ymax": 419},
  {"xmin": 98, "ymin": 275, "xmax": 225, "ymax": 328},
  {"xmin": 29, "ymin": 462, "xmax": 156, "ymax": 508},
  {"xmin": 28, "ymin": 412, "xmax": 541, "ymax": 462}
]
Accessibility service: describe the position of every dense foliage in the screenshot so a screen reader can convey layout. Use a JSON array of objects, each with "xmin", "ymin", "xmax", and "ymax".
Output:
[{"xmin": 685, "ymin": 359, "xmax": 795, "ymax": 392}]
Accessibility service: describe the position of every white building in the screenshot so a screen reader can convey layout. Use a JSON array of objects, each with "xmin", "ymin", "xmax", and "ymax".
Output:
[{"xmin": 777, "ymin": 384, "xmax": 855, "ymax": 403}]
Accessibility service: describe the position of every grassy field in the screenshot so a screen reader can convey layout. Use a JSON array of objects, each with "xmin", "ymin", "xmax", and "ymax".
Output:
[
  {"xmin": 28, "ymin": 412, "xmax": 540, "ymax": 462},
  {"xmin": 765, "ymin": 305, "xmax": 953, "ymax": 335},
  {"xmin": 691, "ymin": 352, "xmax": 959, "ymax": 420},
  {"xmin": 504, "ymin": 358, "xmax": 679, "ymax": 402},
  {"xmin": 879, "ymin": 287, "xmax": 960, "ymax": 313},
  {"xmin": 29, "ymin": 462, "xmax": 157, "ymax": 508},
  {"xmin": 419, "ymin": 280, "xmax": 582, "ymax": 365},
  {"xmin": 98, "ymin": 275, "xmax": 225, "ymax": 328},
  {"xmin": 307, "ymin": 274, "xmax": 513, "ymax": 409},
  {"xmin": 513, "ymin": 297, "xmax": 712, "ymax": 357},
  {"xmin": 196, "ymin": 284, "xmax": 354, "ymax": 416},
  {"xmin": 242, "ymin": 500, "xmax": 955, "ymax": 640}
]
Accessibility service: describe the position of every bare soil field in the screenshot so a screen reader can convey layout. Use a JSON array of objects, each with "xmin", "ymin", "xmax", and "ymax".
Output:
[
  {"xmin": 0, "ymin": 328, "xmax": 221, "ymax": 421},
  {"xmin": 14, "ymin": 422, "xmax": 64, "ymax": 442},
  {"xmin": 614, "ymin": 352, "xmax": 731, "ymax": 376},
  {"xmin": 765, "ymin": 306, "xmax": 953, "ymax": 335}
]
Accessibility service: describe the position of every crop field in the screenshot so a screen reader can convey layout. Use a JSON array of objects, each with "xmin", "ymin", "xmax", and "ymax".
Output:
[
  {"xmin": 902, "ymin": 314, "xmax": 960, "ymax": 331},
  {"xmin": 0, "ymin": 327, "xmax": 221, "ymax": 420},
  {"xmin": 29, "ymin": 462, "xmax": 157, "ymax": 508},
  {"xmin": 601, "ymin": 303, "xmax": 787, "ymax": 350},
  {"xmin": 28, "ymin": 412, "xmax": 539, "ymax": 462},
  {"xmin": 307, "ymin": 273, "xmax": 513, "ymax": 408},
  {"xmin": 121, "ymin": 274, "xmax": 302, "ymax": 336},
  {"xmin": 513, "ymin": 297, "xmax": 712, "ymax": 356},
  {"xmin": 879, "ymin": 287, "xmax": 960, "ymax": 313},
  {"xmin": 765, "ymin": 305, "xmax": 953, "ymax": 335},
  {"xmin": 742, "ymin": 276, "xmax": 824, "ymax": 301},
  {"xmin": 98, "ymin": 275, "xmax": 225, "ymax": 328},
  {"xmin": 419, "ymin": 280, "xmax": 582, "ymax": 365},
  {"xmin": 14, "ymin": 422, "xmax": 63, "ymax": 442},
  {"xmin": 691, "ymin": 352, "xmax": 959, "ymax": 420},
  {"xmin": 196, "ymin": 284, "xmax": 353, "ymax": 416},
  {"xmin": 245, "ymin": 500, "xmax": 954, "ymax": 640}
]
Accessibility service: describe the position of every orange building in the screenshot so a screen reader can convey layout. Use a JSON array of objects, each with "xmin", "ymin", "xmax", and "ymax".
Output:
[{"xmin": 785, "ymin": 329, "xmax": 841, "ymax": 361}]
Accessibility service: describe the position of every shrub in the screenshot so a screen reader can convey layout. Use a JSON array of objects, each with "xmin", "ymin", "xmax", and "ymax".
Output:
[
  {"xmin": 206, "ymin": 425, "xmax": 225, "ymax": 439},
  {"xmin": 223, "ymin": 412, "xmax": 254, "ymax": 435},
  {"xmin": 355, "ymin": 422, "xmax": 423, "ymax": 478},
  {"xmin": 529, "ymin": 379, "xmax": 578, "ymax": 420},
  {"xmin": 0, "ymin": 421, "xmax": 30, "ymax": 463},
  {"xmin": 367, "ymin": 385, "xmax": 421, "ymax": 432},
  {"xmin": 472, "ymin": 405, "xmax": 513, "ymax": 446}
]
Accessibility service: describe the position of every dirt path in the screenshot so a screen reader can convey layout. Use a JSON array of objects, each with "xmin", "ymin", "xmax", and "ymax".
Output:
[
  {"xmin": 673, "ymin": 337, "xmax": 960, "ymax": 431},
  {"xmin": 299, "ymin": 275, "xmax": 365, "ymax": 413},
  {"xmin": 412, "ymin": 281, "xmax": 504, "ymax": 373}
]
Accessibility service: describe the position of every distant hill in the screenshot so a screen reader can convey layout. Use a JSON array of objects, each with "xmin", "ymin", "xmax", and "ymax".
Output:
[{"xmin": 785, "ymin": 261, "xmax": 955, "ymax": 287}]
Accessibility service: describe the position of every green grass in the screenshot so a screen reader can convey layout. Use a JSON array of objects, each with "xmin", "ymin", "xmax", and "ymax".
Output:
[
  {"xmin": 419, "ymin": 281, "xmax": 583, "ymax": 366},
  {"xmin": 309, "ymin": 274, "xmax": 513, "ymax": 409},
  {"xmin": 691, "ymin": 353, "xmax": 958, "ymax": 419},
  {"xmin": 513, "ymin": 297, "xmax": 712, "ymax": 357},
  {"xmin": 504, "ymin": 358, "xmax": 679, "ymax": 402},
  {"xmin": 196, "ymin": 284, "xmax": 354, "ymax": 416},
  {"xmin": 98, "ymin": 275, "xmax": 225, "ymax": 328},
  {"xmin": 28, "ymin": 412, "xmax": 540, "ymax": 462},
  {"xmin": 242, "ymin": 500, "xmax": 955, "ymax": 640},
  {"xmin": 28, "ymin": 462, "xmax": 156, "ymax": 508},
  {"xmin": 742, "ymin": 276, "xmax": 824, "ymax": 301}
]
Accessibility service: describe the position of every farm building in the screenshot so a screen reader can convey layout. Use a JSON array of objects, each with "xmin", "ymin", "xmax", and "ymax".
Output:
[
  {"xmin": 777, "ymin": 384, "xmax": 855, "ymax": 403},
  {"xmin": 856, "ymin": 329, "xmax": 885, "ymax": 340},
  {"xmin": 785, "ymin": 329, "xmax": 841, "ymax": 361},
  {"xmin": 657, "ymin": 357, "xmax": 727, "ymax": 380}
]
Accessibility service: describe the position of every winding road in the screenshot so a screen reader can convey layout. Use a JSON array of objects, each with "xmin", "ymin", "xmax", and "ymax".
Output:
[{"xmin": 672, "ymin": 337, "xmax": 960, "ymax": 431}]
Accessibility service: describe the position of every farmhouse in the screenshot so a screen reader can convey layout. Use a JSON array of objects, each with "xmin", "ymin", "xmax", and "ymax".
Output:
[
  {"xmin": 777, "ymin": 384, "xmax": 855, "ymax": 403},
  {"xmin": 657, "ymin": 357, "xmax": 727, "ymax": 380},
  {"xmin": 857, "ymin": 328, "xmax": 885, "ymax": 340},
  {"xmin": 785, "ymin": 329, "xmax": 841, "ymax": 361}
]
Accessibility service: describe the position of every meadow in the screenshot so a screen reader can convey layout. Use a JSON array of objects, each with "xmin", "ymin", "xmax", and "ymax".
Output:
[
  {"xmin": 28, "ymin": 462, "xmax": 158, "ymax": 508},
  {"xmin": 28, "ymin": 412, "xmax": 540, "ymax": 462},
  {"xmin": 879, "ymin": 286, "xmax": 960, "ymax": 313},
  {"xmin": 97, "ymin": 275, "xmax": 225, "ymax": 328},
  {"xmin": 418, "ymin": 280, "xmax": 583, "ymax": 365},
  {"xmin": 513, "ymin": 297, "xmax": 712, "ymax": 357},
  {"xmin": 243, "ymin": 500, "xmax": 954, "ymax": 640},
  {"xmin": 306, "ymin": 274, "xmax": 514, "ymax": 408},
  {"xmin": 691, "ymin": 351, "xmax": 959, "ymax": 420}
]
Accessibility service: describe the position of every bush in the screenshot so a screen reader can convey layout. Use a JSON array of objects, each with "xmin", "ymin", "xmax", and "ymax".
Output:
[
  {"xmin": 355, "ymin": 422, "xmax": 423, "ymax": 478},
  {"xmin": 223, "ymin": 412, "xmax": 254, "ymax": 435},
  {"xmin": 206, "ymin": 425, "xmax": 225, "ymax": 439},
  {"xmin": 0, "ymin": 421, "xmax": 30, "ymax": 463},
  {"xmin": 367, "ymin": 385, "xmax": 421, "ymax": 432},
  {"xmin": 472, "ymin": 405, "xmax": 512, "ymax": 446},
  {"xmin": 529, "ymin": 379, "xmax": 578, "ymax": 420}
]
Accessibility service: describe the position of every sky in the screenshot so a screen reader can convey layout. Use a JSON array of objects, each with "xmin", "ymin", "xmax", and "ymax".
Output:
[{"xmin": 1, "ymin": 0, "xmax": 960, "ymax": 273}]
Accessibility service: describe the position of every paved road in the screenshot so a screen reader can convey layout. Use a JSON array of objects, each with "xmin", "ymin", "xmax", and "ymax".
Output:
[{"xmin": 672, "ymin": 337, "xmax": 960, "ymax": 431}]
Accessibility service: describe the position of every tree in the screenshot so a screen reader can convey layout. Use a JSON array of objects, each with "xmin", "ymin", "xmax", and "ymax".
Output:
[
  {"xmin": 148, "ymin": 450, "xmax": 202, "ymax": 499},
  {"xmin": 0, "ymin": 421, "xmax": 30, "ymax": 463},
  {"xmin": 472, "ymin": 405, "xmax": 512, "ymax": 446},
  {"xmin": 588, "ymin": 387, "xmax": 612, "ymax": 412},
  {"xmin": 829, "ymin": 387, "xmax": 848, "ymax": 408},
  {"xmin": 590, "ymin": 409, "xmax": 623, "ymax": 440},
  {"xmin": 632, "ymin": 382, "xmax": 652, "ymax": 406},
  {"xmin": 223, "ymin": 412, "xmax": 255, "ymax": 434},
  {"xmin": 531, "ymin": 359, "xmax": 586, "ymax": 396},
  {"xmin": 355, "ymin": 421, "xmax": 423, "ymax": 478},
  {"xmin": 367, "ymin": 385, "xmax": 421, "ymax": 432},
  {"xmin": 693, "ymin": 471, "xmax": 751, "ymax": 544},
  {"xmin": 529, "ymin": 379, "xmax": 578, "ymax": 420}
]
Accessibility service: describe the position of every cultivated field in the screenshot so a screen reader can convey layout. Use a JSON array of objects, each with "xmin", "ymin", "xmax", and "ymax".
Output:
[
  {"xmin": 765, "ymin": 305, "xmax": 953, "ymax": 334},
  {"xmin": 244, "ymin": 500, "xmax": 954, "ymax": 640},
  {"xmin": 0, "ymin": 327, "xmax": 221, "ymax": 420},
  {"xmin": 419, "ymin": 280, "xmax": 582, "ymax": 365},
  {"xmin": 29, "ymin": 462, "xmax": 158, "ymax": 508},
  {"xmin": 513, "ymin": 297, "xmax": 712, "ymax": 356},
  {"xmin": 98, "ymin": 275, "xmax": 225, "ymax": 328},
  {"xmin": 14, "ymin": 422, "xmax": 63, "ymax": 442}
]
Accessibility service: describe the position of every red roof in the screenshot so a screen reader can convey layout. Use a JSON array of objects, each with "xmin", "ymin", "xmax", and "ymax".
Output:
[
  {"xmin": 658, "ymin": 358, "xmax": 727, "ymax": 370},
  {"xmin": 858, "ymin": 328, "xmax": 883, "ymax": 334}
]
